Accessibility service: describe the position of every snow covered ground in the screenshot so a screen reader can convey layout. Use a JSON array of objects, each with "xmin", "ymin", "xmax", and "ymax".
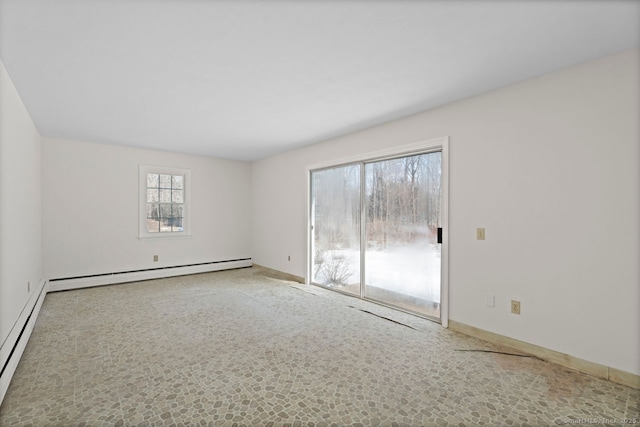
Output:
[
  {"xmin": 314, "ymin": 242, "xmax": 441, "ymax": 304},
  {"xmin": 366, "ymin": 244, "xmax": 441, "ymax": 304}
]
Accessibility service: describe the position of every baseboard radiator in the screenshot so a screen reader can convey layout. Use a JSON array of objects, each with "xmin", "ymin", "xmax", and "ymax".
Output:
[
  {"xmin": 0, "ymin": 279, "xmax": 47, "ymax": 404},
  {"xmin": 48, "ymin": 258, "xmax": 252, "ymax": 292}
]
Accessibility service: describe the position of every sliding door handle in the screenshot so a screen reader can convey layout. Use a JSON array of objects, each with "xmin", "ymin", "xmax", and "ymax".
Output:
[{"xmin": 437, "ymin": 227, "xmax": 443, "ymax": 244}]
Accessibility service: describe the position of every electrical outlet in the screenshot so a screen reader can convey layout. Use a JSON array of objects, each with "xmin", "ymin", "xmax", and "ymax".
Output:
[
  {"xmin": 511, "ymin": 300, "xmax": 521, "ymax": 315},
  {"xmin": 288, "ymin": 255, "xmax": 291, "ymax": 261},
  {"xmin": 153, "ymin": 255, "xmax": 159, "ymax": 262},
  {"xmin": 477, "ymin": 228, "xmax": 486, "ymax": 240}
]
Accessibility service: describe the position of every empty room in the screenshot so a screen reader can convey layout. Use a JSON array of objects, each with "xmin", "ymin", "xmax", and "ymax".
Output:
[{"xmin": 0, "ymin": 0, "xmax": 639, "ymax": 426}]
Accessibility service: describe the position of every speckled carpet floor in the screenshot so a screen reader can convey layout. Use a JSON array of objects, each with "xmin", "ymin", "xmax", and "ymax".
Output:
[{"xmin": 0, "ymin": 267, "xmax": 638, "ymax": 426}]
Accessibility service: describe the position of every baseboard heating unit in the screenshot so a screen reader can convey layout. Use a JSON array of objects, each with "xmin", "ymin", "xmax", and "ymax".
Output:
[
  {"xmin": 48, "ymin": 258, "xmax": 252, "ymax": 292},
  {"xmin": 0, "ymin": 279, "xmax": 47, "ymax": 404}
]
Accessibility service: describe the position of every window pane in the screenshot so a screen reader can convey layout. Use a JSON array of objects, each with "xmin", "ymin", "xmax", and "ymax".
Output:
[
  {"xmin": 172, "ymin": 175, "xmax": 184, "ymax": 189},
  {"xmin": 364, "ymin": 152, "xmax": 442, "ymax": 318},
  {"xmin": 160, "ymin": 174, "xmax": 172, "ymax": 188},
  {"xmin": 159, "ymin": 189, "xmax": 171, "ymax": 203},
  {"xmin": 141, "ymin": 168, "xmax": 189, "ymax": 237},
  {"xmin": 311, "ymin": 164, "xmax": 361, "ymax": 296},
  {"xmin": 147, "ymin": 189, "xmax": 159, "ymax": 203},
  {"xmin": 159, "ymin": 203, "xmax": 172, "ymax": 219},
  {"xmin": 172, "ymin": 217, "xmax": 184, "ymax": 232},
  {"xmin": 147, "ymin": 173, "xmax": 159, "ymax": 188},
  {"xmin": 172, "ymin": 190, "xmax": 184, "ymax": 203},
  {"xmin": 146, "ymin": 219, "xmax": 160, "ymax": 233},
  {"xmin": 146, "ymin": 203, "xmax": 159, "ymax": 219}
]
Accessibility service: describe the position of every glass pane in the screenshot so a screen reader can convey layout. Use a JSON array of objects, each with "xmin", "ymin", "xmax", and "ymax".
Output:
[
  {"xmin": 145, "ymin": 171, "xmax": 187, "ymax": 235},
  {"xmin": 172, "ymin": 175, "xmax": 184, "ymax": 189},
  {"xmin": 172, "ymin": 189, "xmax": 184, "ymax": 203},
  {"xmin": 311, "ymin": 164, "xmax": 360, "ymax": 296},
  {"xmin": 147, "ymin": 173, "xmax": 159, "ymax": 188},
  {"xmin": 364, "ymin": 152, "xmax": 441, "ymax": 318},
  {"xmin": 173, "ymin": 204, "xmax": 184, "ymax": 217},
  {"xmin": 146, "ymin": 219, "xmax": 160, "ymax": 233},
  {"xmin": 159, "ymin": 189, "xmax": 171, "ymax": 203},
  {"xmin": 147, "ymin": 189, "xmax": 159, "ymax": 203},
  {"xmin": 172, "ymin": 217, "xmax": 184, "ymax": 232},
  {"xmin": 146, "ymin": 203, "xmax": 159, "ymax": 219},
  {"xmin": 159, "ymin": 203, "xmax": 172, "ymax": 219},
  {"xmin": 160, "ymin": 174, "xmax": 172, "ymax": 188}
]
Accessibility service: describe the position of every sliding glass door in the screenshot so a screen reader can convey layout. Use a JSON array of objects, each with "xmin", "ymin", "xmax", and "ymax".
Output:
[
  {"xmin": 310, "ymin": 164, "xmax": 361, "ymax": 296},
  {"xmin": 364, "ymin": 152, "xmax": 441, "ymax": 318},
  {"xmin": 310, "ymin": 148, "xmax": 444, "ymax": 321}
]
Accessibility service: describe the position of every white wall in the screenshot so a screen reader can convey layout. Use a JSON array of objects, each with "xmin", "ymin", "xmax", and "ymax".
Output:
[
  {"xmin": 251, "ymin": 49, "xmax": 640, "ymax": 375},
  {"xmin": 42, "ymin": 138, "xmax": 251, "ymax": 279},
  {"xmin": 0, "ymin": 60, "xmax": 42, "ymax": 346}
]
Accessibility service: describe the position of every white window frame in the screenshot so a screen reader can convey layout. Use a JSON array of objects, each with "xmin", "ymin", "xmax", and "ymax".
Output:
[{"xmin": 138, "ymin": 165, "xmax": 192, "ymax": 239}]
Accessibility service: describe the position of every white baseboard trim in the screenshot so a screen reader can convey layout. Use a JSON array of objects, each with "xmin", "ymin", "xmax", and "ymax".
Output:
[
  {"xmin": 449, "ymin": 320, "xmax": 640, "ymax": 390},
  {"xmin": 48, "ymin": 259, "xmax": 252, "ymax": 292},
  {"xmin": 0, "ymin": 279, "xmax": 48, "ymax": 404},
  {"xmin": 252, "ymin": 263, "xmax": 305, "ymax": 283}
]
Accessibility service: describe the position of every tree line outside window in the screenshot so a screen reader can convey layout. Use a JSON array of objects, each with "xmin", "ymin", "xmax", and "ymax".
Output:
[{"xmin": 313, "ymin": 152, "xmax": 441, "ymax": 252}]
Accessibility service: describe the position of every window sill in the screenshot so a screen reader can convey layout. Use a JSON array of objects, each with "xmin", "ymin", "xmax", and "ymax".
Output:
[{"xmin": 137, "ymin": 233, "xmax": 192, "ymax": 240}]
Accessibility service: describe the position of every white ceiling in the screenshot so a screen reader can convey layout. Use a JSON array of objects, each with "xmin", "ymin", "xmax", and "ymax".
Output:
[{"xmin": 0, "ymin": 1, "xmax": 638, "ymax": 161}]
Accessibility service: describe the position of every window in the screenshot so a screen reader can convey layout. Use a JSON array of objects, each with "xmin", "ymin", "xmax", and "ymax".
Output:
[{"xmin": 139, "ymin": 165, "xmax": 191, "ymax": 238}]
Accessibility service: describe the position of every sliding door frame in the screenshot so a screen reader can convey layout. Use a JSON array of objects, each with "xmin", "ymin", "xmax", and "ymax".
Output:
[{"xmin": 306, "ymin": 136, "xmax": 450, "ymax": 327}]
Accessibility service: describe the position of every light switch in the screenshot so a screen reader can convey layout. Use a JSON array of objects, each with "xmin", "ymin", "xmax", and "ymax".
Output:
[
  {"xmin": 477, "ymin": 228, "xmax": 485, "ymax": 240},
  {"xmin": 486, "ymin": 294, "xmax": 495, "ymax": 307}
]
